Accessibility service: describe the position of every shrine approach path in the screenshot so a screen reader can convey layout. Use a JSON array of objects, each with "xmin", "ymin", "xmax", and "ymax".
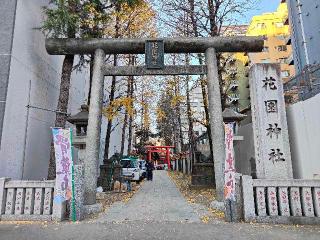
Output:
[{"xmin": 97, "ymin": 170, "xmax": 202, "ymax": 223}]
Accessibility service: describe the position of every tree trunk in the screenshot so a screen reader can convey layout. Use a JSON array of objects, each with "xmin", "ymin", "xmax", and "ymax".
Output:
[
  {"xmin": 127, "ymin": 55, "xmax": 135, "ymax": 154},
  {"xmin": 188, "ymin": 0, "xmax": 214, "ymax": 161},
  {"xmin": 185, "ymin": 53, "xmax": 195, "ymax": 167},
  {"xmin": 186, "ymin": 74, "xmax": 195, "ymax": 167},
  {"xmin": 128, "ymin": 76, "xmax": 134, "ymax": 154},
  {"xmin": 104, "ymin": 119, "xmax": 113, "ymax": 161},
  {"xmin": 207, "ymin": 0, "xmax": 218, "ymax": 36},
  {"xmin": 103, "ymin": 3, "xmax": 120, "ymax": 161},
  {"xmin": 196, "ymin": 54, "xmax": 214, "ymax": 160},
  {"xmin": 103, "ymin": 56, "xmax": 117, "ymax": 162},
  {"xmin": 120, "ymin": 113, "xmax": 128, "ymax": 157},
  {"xmin": 48, "ymin": 54, "xmax": 74, "ymax": 180},
  {"xmin": 199, "ymin": 73, "xmax": 214, "ymax": 161},
  {"xmin": 127, "ymin": 76, "xmax": 134, "ymax": 154},
  {"xmin": 120, "ymin": 70, "xmax": 132, "ymax": 156},
  {"xmin": 127, "ymin": 114, "xmax": 133, "ymax": 154},
  {"xmin": 87, "ymin": 56, "xmax": 94, "ymax": 105}
]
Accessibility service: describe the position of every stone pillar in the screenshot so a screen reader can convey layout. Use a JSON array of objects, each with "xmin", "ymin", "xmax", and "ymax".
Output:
[
  {"xmin": 52, "ymin": 196, "xmax": 66, "ymax": 221},
  {"xmin": 278, "ymin": 187, "xmax": 290, "ymax": 216},
  {"xmin": 71, "ymin": 164, "xmax": 84, "ymax": 221},
  {"xmin": 267, "ymin": 187, "xmax": 278, "ymax": 216},
  {"xmin": 5, "ymin": 188, "xmax": 16, "ymax": 214},
  {"xmin": 290, "ymin": 187, "xmax": 302, "ymax": 216},
  {"xmin": 205, "ymin": 48, "xmax": 225, "ymax": 201},
  {"xmin": 255, "ymin": 187, "xmax": 266, "ymax": 216},
  {"xmin": 14, "ymin": 188, "xmax": 25, "ymax": 215},
  {"xmin": 43, "ymin": 188, "xmax": 53, "ymax": 215},
  {"xmin": 24, "ymin": 188, "xmax": 34, "ymax": 215},
  {"xmin": 249, "ymin": 64, "xmax": 293, "ymax": 179},
  {"xmin": 0, "ymin": 178, "xmax": 9, "ymax": 215},
  {"xmin": 241, "ymin": 175, "xmax": 255, "ymax": 222},
  {"xmin": 33, "ymin": 188, "xmax": 44, "ymax": 215},
  {"xmin": 313, "ymin": 188, "xmax": 320, "ymax": 217},
  {"xmin": 84, "ymin": 49, "xmax": 105, "ymax": 205},
  {"xmin": 301, "ymin": 187, "xmax": 314, "ymax": 217}
]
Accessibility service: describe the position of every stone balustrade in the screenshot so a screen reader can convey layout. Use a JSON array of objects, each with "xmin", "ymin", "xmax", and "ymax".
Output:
[
  {"xmin": 242, "ymin": 175, "xmax": 320, "ymax": 224},
  {"xmin": 0, "ymin": 178, "xmax": 61, "ymax": 221}
]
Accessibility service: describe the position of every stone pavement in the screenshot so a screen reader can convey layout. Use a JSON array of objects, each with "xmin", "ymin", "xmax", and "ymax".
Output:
[
  {"xmin": 97, "ymin": 170, "xmax": 201, "ymax": 223},
  {"xmin": 1, "ymin": 220, "xmax": 319, "ymax": 240},
  {"xmin": 0, "ymin": 170, "xmax": 320, "ymax": 240}
]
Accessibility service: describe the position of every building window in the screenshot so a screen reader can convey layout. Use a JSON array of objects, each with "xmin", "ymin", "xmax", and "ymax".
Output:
[
  {"xmin": 279, "ymin": 58, "xmax": 287, "ymax": 63},
  {"xmin": 261, "ymin": 59, "xmax": 270, "ymax": 63},
  {"xmin": 256, "ymin": 23, "xmax": 266, "ymax": 29},
  {"xmin": 277, "ymin": 45, "xmax": 287, "ymax": 52},
  {"xmin": 281, "ymin": 70, "xmax": 290, "ymax": 78},
  {"xmin": 275, "ymin": 22, "xmax": 284, "ymax": 28},
  {"xmin": 262, "ymin": 46, "xmax": 269, "ymax": 52}
]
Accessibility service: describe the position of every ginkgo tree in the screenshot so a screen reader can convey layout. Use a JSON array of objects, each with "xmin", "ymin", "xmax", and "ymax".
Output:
[
  {"xmin": 157, "ymin": 76, "xmax": 186, "ymax": 149},
  {"xmin": 101, "ymin": 0, "xmax": 158, "ymax": 159}
]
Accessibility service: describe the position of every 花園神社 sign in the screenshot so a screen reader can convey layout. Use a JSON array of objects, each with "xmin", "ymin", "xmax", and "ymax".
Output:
[{"xmin": 145, "ymin": 40, "xmax": 164, "ymax": 69}]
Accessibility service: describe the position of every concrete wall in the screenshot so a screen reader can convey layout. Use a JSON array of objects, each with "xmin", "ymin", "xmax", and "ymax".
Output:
[
  {"xmin": 0, "ymin": 0, "xmax": 89, "ymax": 180},
  {"xmin": 287, "ymin": 0, "xmax": 320, "ymax": 73},
  {"xmin": 0, "ymin": 0, "xmax": 17, "ymax": 146},
  {"xmin": 234, "ymin": 123, "xmax": 255, "ymax": 176},
  {"xmin": 287, "ymin": 93, "xmax": 320, "ymax": 179}
]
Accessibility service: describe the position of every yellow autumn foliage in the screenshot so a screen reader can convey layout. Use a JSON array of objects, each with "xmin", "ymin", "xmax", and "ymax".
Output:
[
  {"xmin": 104, "ymin": 0, "xmax": 157, "ymax": 38},
  {"xmin": 102, "ymin": 97, "xmax": 134, "ymax": 121},
  {"xmin": 143, "ymin": 103, "xmax": 150, "ymax": 129},
  {"xmin": 156, "ymin": 107, "xmax": 166, "ymax": 121},
  {"xmin": 170, "ymin": 95, "xmax": 185, "ymax": 107}
]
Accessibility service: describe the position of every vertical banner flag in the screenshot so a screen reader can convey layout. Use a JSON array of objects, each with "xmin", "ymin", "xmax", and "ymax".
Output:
[
  {"xmin": 224, "ymin": 123, "xmax": 236, "ymax": 201},
  {"xmin": 52, "ymin": 128, "xmax": 74, "ymax": 201}
]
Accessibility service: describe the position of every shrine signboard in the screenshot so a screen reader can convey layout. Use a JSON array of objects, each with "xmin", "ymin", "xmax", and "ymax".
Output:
[
  {"xmin": 249, "ymin": 64, "xmax": 293, "ymax": 179},
  {"xmin": 52, "ymin": 128, "xmax": 74, "ymax": 201},
  {"xmin": 224, "ymin": 123, "xmax": 236, "ymax": 201},
  {"xmin": 145, "ymin": 40, "xmax": 164, "ymax": 69}
]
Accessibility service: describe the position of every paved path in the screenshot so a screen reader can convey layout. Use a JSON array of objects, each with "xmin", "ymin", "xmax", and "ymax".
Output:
[
  {"xmin": 1, "ymin": 221, "xmax": 320, "ymax": 240},
  {"xmin": 1, "ymin": 170, "xmax": 320, "ymax": 239},
  {"xmin": 97, "ymin": 170, "xmax": 202, "ymax": 223}
]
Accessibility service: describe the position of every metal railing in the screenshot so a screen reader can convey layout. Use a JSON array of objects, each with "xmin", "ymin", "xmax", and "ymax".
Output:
[{"xmin": 284, "ymin": 64, "xmax": 320, "ymax": 104}]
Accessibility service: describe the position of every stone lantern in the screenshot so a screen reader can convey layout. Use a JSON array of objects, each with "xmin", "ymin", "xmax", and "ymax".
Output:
[
  {"xmin": 65, "ymin": 104, "xmax": 90, "ymax": 220},
  {"xmin": 67, "ymin": 104, "xmax": 89, "ymax": 165},
  {"xmin": 67, "ymin": 104, "xmax": 89, "ymax": 136}
]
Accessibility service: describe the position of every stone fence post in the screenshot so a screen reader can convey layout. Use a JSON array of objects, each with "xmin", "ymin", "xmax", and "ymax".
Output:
[
  {"xmin": 241, "ymin": 175, "xmax": 255, "ymax": 222},
  {"xmin": 0, "ymin": 178, "xmax": 10, "ymax": 215},
  {"xmin": 71, "ymin": 164, "xmax": 84, "ymax": 221}
]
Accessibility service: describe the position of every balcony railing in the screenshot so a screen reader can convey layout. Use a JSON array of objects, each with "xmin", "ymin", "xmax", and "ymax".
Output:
[
  {"xmin": 286, "ymin": 53, "xmax": 294, "ymax": 65},
  {"xmin": 284, "ymin": 64, "xmax": 320, "ymax": 104}
]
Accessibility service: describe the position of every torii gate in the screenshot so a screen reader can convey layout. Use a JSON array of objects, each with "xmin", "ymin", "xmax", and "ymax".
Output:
[
  {"xmin": 145, "ymin": 146, "xmax": 175, "ymax": 170},
  {"xmin": 46, "ymin": 36, "xmax": 263, "ymax": 206}
]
